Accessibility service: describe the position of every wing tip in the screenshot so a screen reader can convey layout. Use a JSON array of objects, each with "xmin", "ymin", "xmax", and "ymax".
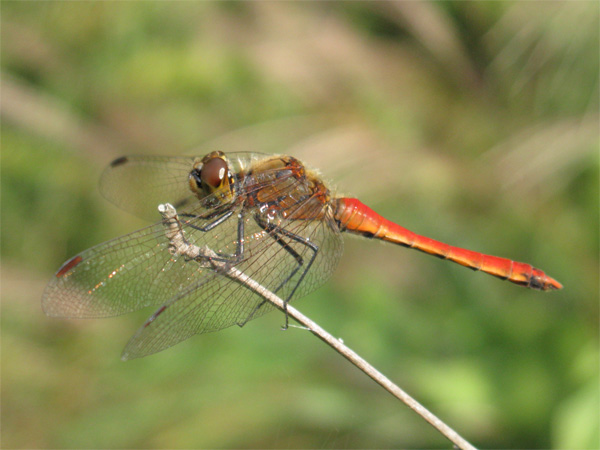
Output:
[{"xmin": 120, "ymin": 350, "xmax": 133, "ymax": 361}]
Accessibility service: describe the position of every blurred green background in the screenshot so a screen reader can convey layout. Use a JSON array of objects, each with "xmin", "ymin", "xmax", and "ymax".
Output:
[{"xmin": 2, "ymin": 2, "xmax": 598, "ymax": 448}]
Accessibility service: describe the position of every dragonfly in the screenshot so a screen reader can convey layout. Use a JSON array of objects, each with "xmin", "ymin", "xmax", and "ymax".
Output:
[{"xmin": 42, "ymin": 151, "xmax": 562, "ymax": 360}]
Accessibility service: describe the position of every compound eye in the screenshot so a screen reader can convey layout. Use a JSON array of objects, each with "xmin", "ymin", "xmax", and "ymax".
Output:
[
  {"xmin": 189, "ymin": 168, "xmax": 202, "ymax": 190},
  {"xmin": 200, "ymin": 157, "xmax": 228, "ymax": 188}
]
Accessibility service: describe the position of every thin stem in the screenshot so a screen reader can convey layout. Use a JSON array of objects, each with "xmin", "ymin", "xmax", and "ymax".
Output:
[{"xmin": 159, "ymin": 203, "xmax": 478, "ymax": 450}]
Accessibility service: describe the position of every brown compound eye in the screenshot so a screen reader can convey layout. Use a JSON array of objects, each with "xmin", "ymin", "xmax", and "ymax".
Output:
[
  {"xmin": 188, "ymin": 152, "xmax": 235, "ymax": 206},
  {"xmin": 200, "ymin": 156, "xmax": 228, "ymax": 188}
]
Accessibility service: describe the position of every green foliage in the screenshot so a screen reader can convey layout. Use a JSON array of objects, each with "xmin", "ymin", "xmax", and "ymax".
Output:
[{"xmin": 2, "ymin": 1, "xmax": 598, "ymax": 448}]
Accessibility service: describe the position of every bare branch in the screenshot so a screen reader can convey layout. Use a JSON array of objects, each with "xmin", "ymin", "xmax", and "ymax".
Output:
[{"xmin": 159, "ymin": 203, "xmax": 478, "ymax": 450}]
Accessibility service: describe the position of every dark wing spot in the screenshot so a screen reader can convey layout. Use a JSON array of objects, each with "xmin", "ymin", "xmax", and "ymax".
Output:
[
  {"xmin": 56, "ymin": 255, "xmax": 83, "ymax": 277},
  {"xmin": 144, "ymin": 305, "xmax": 167, "ymax": 327},
  {"xmin": 110, "ymin": 156, "xmax": 129, "ymax": 168}
]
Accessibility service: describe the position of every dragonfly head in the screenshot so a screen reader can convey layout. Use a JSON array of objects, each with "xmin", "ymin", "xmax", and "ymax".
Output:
[{"xmin": 188, "ymin": 151, "xmax": 236, "ymax": 206}]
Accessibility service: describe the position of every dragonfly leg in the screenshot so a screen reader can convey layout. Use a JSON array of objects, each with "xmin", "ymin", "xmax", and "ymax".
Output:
[
  {"xmin": 177, "ymin": 207, "xmax": 249, "ymax": 267},
  {"xmin": 256, "ymin": 221, "xmax": 305, "ymax": 294},
  {"xmin": 237, "ymin": 217, "xmax": 319, "ymax": 329},
  {"xmin": 180, "ymin": 209, "xmax": 233, "ymax": 232},
  {"xmin": 196, "ymin": 209, "xmax": 246, "ymax": 267},
  {"xmin": 275, "ymin": 227, "xmax": 318, "ymax": 329}
]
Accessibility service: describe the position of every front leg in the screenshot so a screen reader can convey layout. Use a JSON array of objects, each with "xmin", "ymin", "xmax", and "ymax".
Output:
[
  {"xmin": 180, "ymin": 209, "xmax": 233, "ymax": 232},
  {"xmin": 174, "ymin": 206, "xmax": 247, "ymax": 268}
]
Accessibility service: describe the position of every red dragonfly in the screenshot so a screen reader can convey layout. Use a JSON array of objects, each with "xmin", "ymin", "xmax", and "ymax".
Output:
[{"xmin": 43, "ymin": 152, "xmax": 562, "ymax": 360}]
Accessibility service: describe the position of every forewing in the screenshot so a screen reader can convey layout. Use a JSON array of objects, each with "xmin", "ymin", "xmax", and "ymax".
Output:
[{"xmin": 99, "ymin": 156, "xmax": 197, "ymax": 221}]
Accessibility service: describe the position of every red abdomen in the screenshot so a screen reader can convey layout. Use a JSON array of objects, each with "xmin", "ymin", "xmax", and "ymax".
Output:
[{"xmin": 333, "ymin": 198, "xmax": 562, "ymax": 291}]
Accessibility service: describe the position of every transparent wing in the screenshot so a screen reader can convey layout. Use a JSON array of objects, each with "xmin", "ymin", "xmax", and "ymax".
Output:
[
  {"xmin": 42, "ymin": 218, "xmax": 221, "ymax": 318},
  {"xmin": 99, "ymin": 153, "xmax": 267, "ymax": 221},
  {"xmin": 121, "ymin": 203, "xmax": 343, "ymax": 360}
]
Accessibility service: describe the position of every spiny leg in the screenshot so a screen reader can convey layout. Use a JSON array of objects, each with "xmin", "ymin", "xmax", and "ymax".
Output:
[
  {"xmin": 236, "ymin": 218, "xmax": 304, "ymax": 327},
  {"xmin": 180, "ymin": 209, "xmax": 233, "ymax": 232},
  {"xmin": 237, "ymin": 217, "xmax": 319, "ymax": 329},
  {"xmin": 274, "ymin": 225, "xmax": 318, "ymax": 329},
  {"xmin": 179, "ymin": 208, "xmax": 245, "ymax": 266}
]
